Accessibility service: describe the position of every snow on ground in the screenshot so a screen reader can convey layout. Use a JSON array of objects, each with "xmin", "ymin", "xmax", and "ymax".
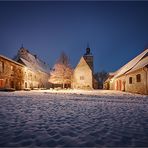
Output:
[{"xmin": 0, "ymin": 90, "xmax": 148, "ymax": 147}]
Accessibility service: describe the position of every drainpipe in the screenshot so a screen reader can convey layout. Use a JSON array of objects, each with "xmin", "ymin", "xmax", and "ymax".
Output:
[{"xmin": 143, "ymin": 67, "xmax": 148, "ymax": 95}]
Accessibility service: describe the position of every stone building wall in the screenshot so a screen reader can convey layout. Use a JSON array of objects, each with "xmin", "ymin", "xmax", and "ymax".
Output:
[
  {"xmin": 104, "ymin": 79, "xmax": 115, "ymax": 90},
  {"xmin": 0, "ymin": 55, "xmax": 25, "ymax": 90},
  {"xmin": 114, "ymin": 75, "xmax": 126, "ymax": 91},
  {"xmin": 0, "ymin": 55, "xmax": 50, "ymax": 90},
  {"xmin": 125, "ymin": 68, "xmax": 148, "ymax": 95},
  {"xmin": 108, "ymin": 68, "xmax": 148, "ymax": 95},
  {"xmin": 104, "ymin": 49, "xmax": 148, "ymax": 95},
  {"xmin": 37, "ymin": 71, "xmax": 49, "ymax": 88},
  {"xmin": 24, "ymin": 68, "xmax": 36, "ymax": 89},
  {"xmin": 23, "ymin": 68, "xmax": 49, "ymax": 89},
  {"xmin": 72, "ymin": 57, "xmax": 93, "ymax": 89},
  {"xmin": 16, "ymin": 47, "xmax": 50, "ymax": 89}
]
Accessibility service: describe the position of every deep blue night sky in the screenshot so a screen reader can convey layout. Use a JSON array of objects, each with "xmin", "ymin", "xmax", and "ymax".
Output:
[{"xmin": 0, "ymin": 1, "xmax": 148, "ymax": 72}]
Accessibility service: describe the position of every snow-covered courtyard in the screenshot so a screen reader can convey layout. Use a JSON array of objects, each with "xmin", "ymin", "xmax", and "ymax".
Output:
[{"xmin": 0, "ymin": 90, "xmax": 148, "ymax": 147}]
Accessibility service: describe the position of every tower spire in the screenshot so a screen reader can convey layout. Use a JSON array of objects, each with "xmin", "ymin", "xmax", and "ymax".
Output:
[
  {"xmin": 85, "ymin": 42, "xmax": 91, "ymax": 55},
  {"xmin": 21, "ymin": 43, "xmax": 24, "ymax": 49}
]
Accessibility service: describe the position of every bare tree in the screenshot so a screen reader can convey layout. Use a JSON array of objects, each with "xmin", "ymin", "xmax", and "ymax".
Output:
[
  {"xmin": 49, "ymin": 52, "xmax": 73, "ymax": 88},
  {"xmin": 94, "ymin": 71, "xmax": 108, "ymax": 89},
  {"xmin": 57, "ymin": 51, "xmax": 70, "ymax": 66}
]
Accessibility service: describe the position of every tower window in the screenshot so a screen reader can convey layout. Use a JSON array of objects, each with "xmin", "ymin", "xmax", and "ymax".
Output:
[
  {"xmin": 80, "ymin": 76, "xmax": 84, "ymax": 80},
  {"xmin": 129, "ymin": 77, "xmax": 132, "ymax": 84},
  {"xmin": 136, "ymin": 74, "xmax": 141, "ymax": 82}
]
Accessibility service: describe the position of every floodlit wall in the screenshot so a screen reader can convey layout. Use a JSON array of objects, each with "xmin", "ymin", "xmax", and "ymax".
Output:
[
  {"xmin": 114, "ymin": 75, "xmax": 126, "ymax": 91},
  {"xmin": 104, "ymin": 68, "xmax": 148, "ymax": 95},
  {"xmin": 0, "ymin": 55, "xmax": 24, "ymax": 90},
  {"xmin": 72, "ymin": 57, "xmax": 93, "ymax": 89},
  {"xmin": 125, "ymin": 68, "xmax": 148, "ymax": 95},
  {"xmin": 23, "ymin": 68, "xmax": 50, "ymax": 89},
  {"xmin": 0, "ymin": 55, "xmax": 50, "ymax": 90}
]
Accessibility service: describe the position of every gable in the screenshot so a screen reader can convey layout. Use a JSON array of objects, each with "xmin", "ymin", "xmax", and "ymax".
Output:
[
  {"xmin": 0, "ymin": 55, "xmax": 24, "ymax": 67},
  {"xmin": 74, "ymin": 57, "xmax": 92, "ymax": 73},
  {"xmin": 16, "ymin": 48, "xmax": 50, "ymax": 74}
]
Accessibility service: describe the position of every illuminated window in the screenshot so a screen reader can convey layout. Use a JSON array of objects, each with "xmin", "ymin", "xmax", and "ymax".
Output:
[
  {"xmin": 136, "ymin": 74, "xmax": 141, "ymax": 82},
  {"xmin": 11, "ymin": 66, "xmax": 14, "ymax": 71},
  {"xmin": 0, "ymin": 61, "xmax": 4, "ymax": 73},
  {"xmin": 129, "ymin": 77, "xmax": 132, "ymax": 84},
  {"xmin": 29, "ymin": 73, "xmax": 32, "ymax": 80},
  {"xmin": 80, "ymin": 76, "xmax": 84, "ymax": 80}
]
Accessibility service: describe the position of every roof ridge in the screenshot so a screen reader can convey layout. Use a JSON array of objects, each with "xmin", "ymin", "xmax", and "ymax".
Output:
[
  {"xmin": 113, "ymin": 49, "xmax": 148, "ymax": 78},
  {"xmin": 126, "ymin": 49, "xmax": 148, "ymax": 73},
  {"xmin": 74, "ymin": 56, "xmax": 92, "ymax": 72},
  {"xmin": 0, "ymin": 54, "xmax": 24, "ymax": 67}
]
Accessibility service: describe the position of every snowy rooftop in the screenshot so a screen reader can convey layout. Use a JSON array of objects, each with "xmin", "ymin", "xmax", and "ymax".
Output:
[
  {"xmin": 113, "ymin": 49, "xmax": 148, "ymax": 78},
  {"xmin": 20, "ymin": 58, "xmax": 37, "ymax": 72},
  {"xmin": 0, "ymin": 54, "xmax": 24, "ymax": 67},
  {"xmin": 127, "ymin": 55, "xmax": 148, "ymax": 74},
  {"xmin": 18, "ymin": 48, "xmax": 50, "ymax": 74}
]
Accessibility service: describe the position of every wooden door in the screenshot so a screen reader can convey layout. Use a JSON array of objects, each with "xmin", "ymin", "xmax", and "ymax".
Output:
[{"xmin": 0, "ymin": 79, "xmax": 4, "ymax": 88}]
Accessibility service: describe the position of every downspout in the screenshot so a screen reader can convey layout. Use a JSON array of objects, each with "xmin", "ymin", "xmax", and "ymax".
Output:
[{"xmin": 143, "ymin": 67, "xmax": 148, "ymax": 95}]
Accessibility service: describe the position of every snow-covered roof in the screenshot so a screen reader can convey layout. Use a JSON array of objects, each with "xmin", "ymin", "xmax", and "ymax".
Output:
[
  {"xmin": 113, "ymin": 49, "xmax": 148, "ymax": 78},
  {"xmin": 0, "ymin": 54, "xmax": 24, "ymax": 67},
  {"xmin": 127, "ymin": 55, "xmax": 148, "ymax": 74},
  {"xmin": 20, "ymin": 58, "xmax": 36, "ymax": 72},
  {"xmin": 17, "ymin": 48, "xmax": 50, "ymax": 74},
  {"xmin": 28, "ymin": 54, "xmax": 50, "ymax": 73},
  {"xmin": 109, "ymin": 72, "xmax": 117, "ymax": 76}
]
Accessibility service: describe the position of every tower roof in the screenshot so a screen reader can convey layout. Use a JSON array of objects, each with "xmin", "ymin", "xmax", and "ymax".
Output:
[{"xmin": 84, "ymin": 46, "xmax": 92, "ymax": 56}]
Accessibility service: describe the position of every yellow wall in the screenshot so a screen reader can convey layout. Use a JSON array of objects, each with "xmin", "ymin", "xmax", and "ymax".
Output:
[
  {"xmin": 72, "ymin": 57, "xmax": 93, "ymax": 89},
  {"xmin": 125, "ymin": 68, "xmax": 148, "ymax": 95}
]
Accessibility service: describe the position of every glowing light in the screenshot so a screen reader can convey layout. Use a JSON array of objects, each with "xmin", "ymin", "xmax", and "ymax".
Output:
[{"xmin": 110, "ymin": 78, "xmax": 114, "ymax": 83}]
